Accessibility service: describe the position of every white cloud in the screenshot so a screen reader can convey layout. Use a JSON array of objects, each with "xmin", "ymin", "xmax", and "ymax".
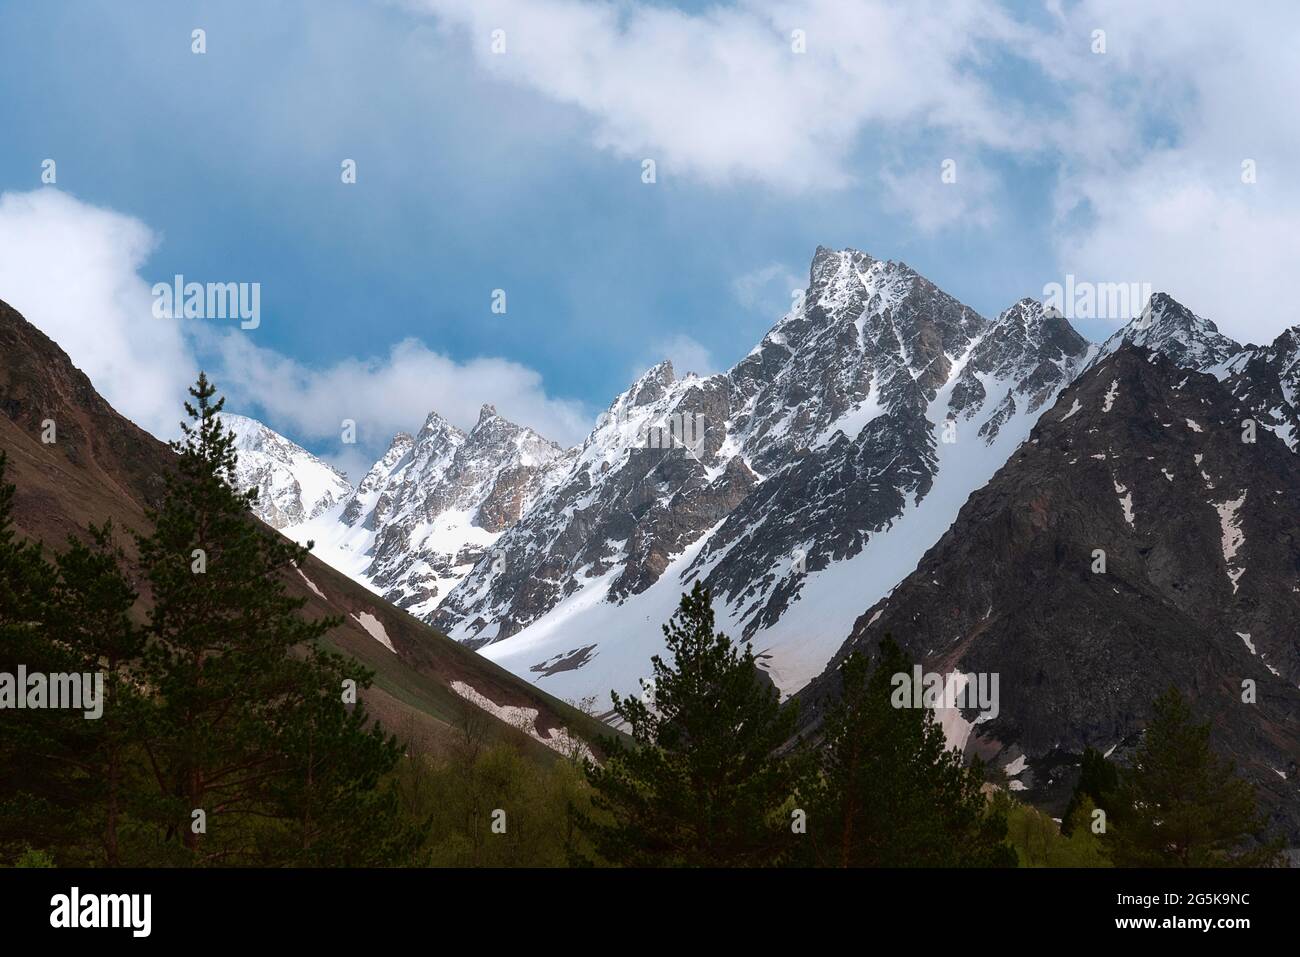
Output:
[
  {"xmin": 412, "ymin": 0, "xmax": 1037, "ymax": 191},
  {"xmin": 879, "ymin": 158, "xmax": 998, "ymax": 234},
  {"xmin": 205, "ymin": 331, "xmax": 592, "ymax": 450},
  {"xmin": 1032, "ymin": 0, "xmax": 1300, "ymax": 344},
  {"xmin": 0, "ymin": 189, "xmax": 591, "ymax": 464},
  {"xmin": 0, "ymin": 189, "xmax": 194, "ymax": 438},
  {"xmin": 411, "ymin": 0, "xmax": 1300, "ymax": 343},
  {"xmin": 732, "ymin": 262, "xmax": 802, "ymax": 312},
  {"xmin": 1054, "ymin": 154, "xmax": 1297, "ymax": 344}
]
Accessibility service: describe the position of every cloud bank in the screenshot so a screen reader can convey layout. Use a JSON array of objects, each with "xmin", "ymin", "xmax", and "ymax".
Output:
[
  {"xmin": 0, "ymin": 189, "xmax": 591, "ymax": 477},
  {"xmin": 413, "ymin": 0, "xmax": 1300, "ymax": 343},
  {"xmin": 414, "ymin": 0, "xmax": 1033, "ymax": 191}
]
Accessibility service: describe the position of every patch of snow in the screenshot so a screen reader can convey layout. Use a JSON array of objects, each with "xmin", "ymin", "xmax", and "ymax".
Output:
[
  {"xmin": 1114, "ymin": 479, "xmax": 1135, "ymax": 526},
  {"xmin": 351, "ymin": 611, "xmax": 396, "ymax": 653},
  {"xmin": 932, "ymin": 672, "xmax": 977, "ymax": 756},
  {"xmin": 296, "ymin": 567, "xmax": 327, "ymax": 599},
  {"xmin": 1102, "ymin": 379, "xmax": 1119, "ymax": 412},
  {"xmin": 814, "ymin": 377, "xmax": 885, "ymax": 446},
  {"xmin": 449, "ymin": 681, "xmax": 593, "ymax": 761},
  {"xmin": 1215, "ymin": 491, "xmax": 1247, "ymax": 592},
  {"xmin": 292, "ymin": 502, "xmax": 503, "ymax": 620}
]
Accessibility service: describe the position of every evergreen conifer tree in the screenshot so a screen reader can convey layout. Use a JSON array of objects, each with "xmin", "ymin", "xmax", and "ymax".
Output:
[
  {"xmin": 0, "ymin": 451, "xmax": 63, "ymax": 861},
  {"xmin": 262, "ymin": 653, "xmax": 415, "ymax": 866},
  {"xmin": 134, "ymin": 373, "xmax": 409, "ymax": 864},
  {"xmin": 1104, "ymin": 687, "xmax": 1282, "ymax": 867},
  {"xmin": 802, "ymin": 637, "xmax": 1015, "ymax": 867},
  {"xmin": 1061, "ymin": 746, "xmax": 1118, "ymax": 836},
  {"xmin": 0, "ymin": 456, "xmax": 148, "ymax": 864},
  {"xmin": 42, "ymin": 522, "xmax": 148, "ymax": 865},
  {"xmin": 579, "ymin": 581, "xmax": 801, "ymax": 866}
]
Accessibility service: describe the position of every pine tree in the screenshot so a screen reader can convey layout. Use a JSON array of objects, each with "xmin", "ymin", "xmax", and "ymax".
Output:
[
  {"xmin": 578, "ymin": 581, "xmax": 801, "ymax": 866},
  {"xmin": 41, "ymin": 522, "xmax": 149, "ymax": 865},
  {"xmin": 3, "ymin": 384, "xmax": 417, "ymax": 866},
  {"xmin": 0, "ymin": 451, "xmax": 63, "ymax": 861},
  {"xmin": 1104, "ymin": 687, "xmax": 1283, "ymax": 867},
  {"xmin": 260, "ymin": 650, "xmax": 416, "ymax": 866},
  {"xmin": 0, "ymin": 452, "xmax": 49, "ymax": 667},
  {"xmin": 802, "ymin": 637, "xmax": 1015, "ymax": 867},
  {"xmin": 1061, "ymin": 746, "xmax": 1118, "ymax": 836},
  {"xmin": 0, "ymin": 455, "xmax": 148, "ymax": 865},
  {"xmin": 134, "ymin": 373, "xmax": 408, "ymax": 864}
]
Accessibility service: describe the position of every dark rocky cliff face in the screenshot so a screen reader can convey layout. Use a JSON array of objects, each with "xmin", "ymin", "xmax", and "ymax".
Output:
[{"xmin": 798, "ymin": 344, "xmax": 1300, "ymax": 841}]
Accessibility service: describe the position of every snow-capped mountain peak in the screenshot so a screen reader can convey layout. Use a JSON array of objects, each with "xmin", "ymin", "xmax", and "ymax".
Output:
[
  {"xmin": 288, "ymin": 405, "xmax": 564, "ymax": 619},
  {"xmin": 951, "ymin": 298, "xmax": 1089, "ymax": 414},
  {"xmin": 1096, "ymin": 292, "xmax": 1243, "ymax": 373},
  {"xmin": 432, "ymin": 247, "xmax": 1088, "ymax": 702},
  {"xmin": 625, "ymin": 360, "xmax": 678, "ymax": 408},
  {"xmin": 341, "ymin": 431, "xmax": 413, "ymax": 527},
  {"xmin": 219, "ymin": 412, "xmax": 354, "ymax": 529}
]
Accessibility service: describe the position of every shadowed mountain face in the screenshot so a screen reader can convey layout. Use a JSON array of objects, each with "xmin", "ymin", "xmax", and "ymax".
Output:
[
  {"xmin": 0, "ymin": 298, "xmax": 600, "ymax": 762},
  {"xmin": 798, "ymin": 344, "xmax": 1300, "ymax": 841},
  {"xmin": 683, "ymin": 295, "xmax": 1089, "ymax": 645},
  {"xmin": 1226, "ymin": 326, "xmax": 1300, "ymax": 453}
]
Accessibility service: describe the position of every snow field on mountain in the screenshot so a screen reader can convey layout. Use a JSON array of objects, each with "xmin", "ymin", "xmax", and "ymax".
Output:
[{"xmin": 481, "ymin": 349, "xmax": 1075, "ymax": 703}]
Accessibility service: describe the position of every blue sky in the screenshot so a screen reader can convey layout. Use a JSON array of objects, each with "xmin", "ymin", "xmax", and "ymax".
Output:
[{"xmin": 1, "ymin": 0, "xmax": 1296, "ymax": 478}]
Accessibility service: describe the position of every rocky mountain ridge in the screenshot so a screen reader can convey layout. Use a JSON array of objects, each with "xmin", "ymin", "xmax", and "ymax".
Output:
[
  {"xmin": 433, "ymin": 247, "xmax": 1100, "ymax": 703},
  {"xmin": 798, "ymin": 340, "xmax": 1300, "ymax": 840}
]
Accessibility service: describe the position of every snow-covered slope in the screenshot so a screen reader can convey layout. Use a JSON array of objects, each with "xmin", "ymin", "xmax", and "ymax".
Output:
[
  {"xmin": 435, "ymin": 248, "xmax": 1090, "ymax": 703},
  {"xmin": 220, "ymin": 412, "xmax": 354, "ymax": 529},
  {"xmin": 1224, "ymin": 325, "xmax": 1300, "ymax": 451},
  {"xmin": 290, "ymin": 404, "xmax": 563, "ymax": 618}
]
